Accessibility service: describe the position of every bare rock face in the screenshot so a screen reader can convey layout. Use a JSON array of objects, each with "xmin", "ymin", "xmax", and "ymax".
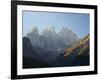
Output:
[
  {"xmin": 26, "ymin": 26, "xmax": 78, "ymax": 52},
  {"xmin": 24, "ymin": 26, "xmax": 78, "ymax": 64},
  {"xmin": 23, "ymin": 25, "xmax": 89, "ymax": 68}
]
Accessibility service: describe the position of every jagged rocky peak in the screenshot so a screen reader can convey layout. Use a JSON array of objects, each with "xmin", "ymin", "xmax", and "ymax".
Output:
[
  {"xmin": 44, "ymin": 25, "xmax": 55, "ymax": 32},
  {"xmin": 59, "ymin": 27, "xmax": 69, "ymax": 37},
  {"xmin": 62, "ymin": 27, "xmax": 69, "ymax": 32},
  {"xmin": 26, "ymin": 26, "xmax": 39, "ymax": 37},
  {"xmin": 26, "ymin": 25, "xmax": 78, "ymax": 51},
  {"xmin": 59, "ymin": 27, "xmax": 78, "ymax": 44},
  {"xmin": 31, "ymin": 26, "xmax": 39, "ymax": 35},
  {"xmin": 59, "ymin": 27, "xmax": 76, "ymax": 36},
  {"xmin": 42, "ymin": 25, "xmax": 57, "ymax": 38}
]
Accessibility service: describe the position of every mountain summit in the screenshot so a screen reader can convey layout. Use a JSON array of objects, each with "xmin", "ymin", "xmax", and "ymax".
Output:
[
  {"xmin": 24, "ymin": 26, "xmax": 78, "ymax": 64},
  {"xmin": 26, "ymin": 26, "xmax": 78, "ymax": 51},
  {"xmin": 23, "ymin": 26, "xmax": 89, "ymax": 68}
]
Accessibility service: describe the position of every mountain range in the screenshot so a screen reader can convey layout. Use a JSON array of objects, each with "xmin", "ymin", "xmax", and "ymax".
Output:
[
  {"xmin": 23, "ymin": 26, "xmax": 89, "ymax": 68},
  {"xmin": 26, "ymin": 26, "xmax": 78, "ymax": 52}
]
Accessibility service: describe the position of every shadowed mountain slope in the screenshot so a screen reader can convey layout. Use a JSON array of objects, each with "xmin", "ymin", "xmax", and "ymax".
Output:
[
  {"xmin": 64, "ymin": 34, "xmax": 90, "ymax": 66},
  {"xmin": 23, "ymin": 37, "xmax": 49, "ymax": 68}
]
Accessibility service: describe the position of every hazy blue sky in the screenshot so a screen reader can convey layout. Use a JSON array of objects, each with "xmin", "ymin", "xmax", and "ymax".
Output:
[{"xmin": 23, "ymin": 11, "xmax": 89, "ymax": 38}]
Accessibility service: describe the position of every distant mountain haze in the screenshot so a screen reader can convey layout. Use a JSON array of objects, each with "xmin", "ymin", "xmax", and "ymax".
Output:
[
  {"xmin": 23, "ymin": 26, "xmax": 89, "ymax": 68},
  {"xmin": 26, "ymin": 26, "xmax": 78, "ymax": 52}
]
